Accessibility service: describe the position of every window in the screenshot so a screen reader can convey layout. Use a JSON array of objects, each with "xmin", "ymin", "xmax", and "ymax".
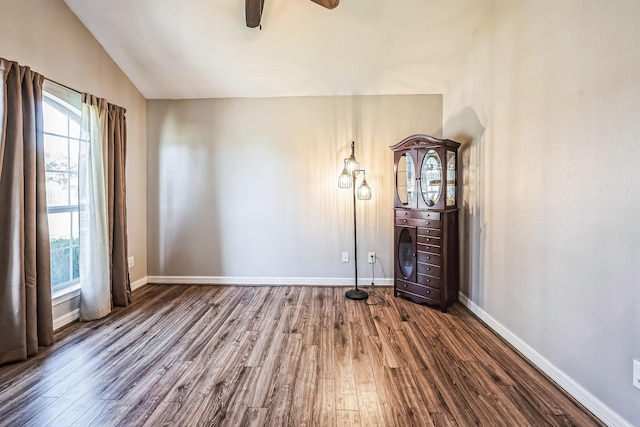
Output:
[{"xmin": 43, "ymin": 84, "xmax": 82, "ymax": 292}]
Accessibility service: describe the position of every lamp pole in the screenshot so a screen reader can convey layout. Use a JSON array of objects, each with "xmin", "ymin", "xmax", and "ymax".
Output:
[
  {"xmin": 346, "ymin": 170, "xmax": 368, "ymax": 299},
  {"xmin": 339, "ymin": 141, "xmax": 371, "ymax": 301}
]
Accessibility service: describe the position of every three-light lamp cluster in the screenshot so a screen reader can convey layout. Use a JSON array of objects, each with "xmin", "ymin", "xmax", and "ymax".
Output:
[{"xmin": 338, "ymin": 141, "xmax": 371, "ymax": 300}]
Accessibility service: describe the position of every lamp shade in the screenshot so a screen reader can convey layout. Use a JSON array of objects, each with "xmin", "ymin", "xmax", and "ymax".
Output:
[
  {"xmin": 345, "ymin": 156, "xmax": 359, "ymax": 174},
  {"xmin": 338, "ymin": 168, "xmax": 352, "ymax": 188},
  {"xmin": 357, "ymin": 178, "xmax": 372, "ymax": 200}
]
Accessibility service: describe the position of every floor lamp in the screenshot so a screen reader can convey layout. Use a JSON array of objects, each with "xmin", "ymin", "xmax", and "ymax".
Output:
[{"xmin": 338, "ymin": 141, "xmax": 372, "ymax": 300}]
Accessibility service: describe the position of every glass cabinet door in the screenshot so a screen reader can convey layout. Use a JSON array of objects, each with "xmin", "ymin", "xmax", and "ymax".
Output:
[
  {"xmin": 446, "ymin": 151, "xmax": 456, "ymax": 206},
  {"xmin": 396, "ymin": 153, "xmax": 415, "ymax": 205},
  {"xmin": 420, "ymin": 149, "xmax": 442, "ymax": 207},
  {"xmin": 397, "ymin": 228, "xmax": 415, "ymax": 279}
]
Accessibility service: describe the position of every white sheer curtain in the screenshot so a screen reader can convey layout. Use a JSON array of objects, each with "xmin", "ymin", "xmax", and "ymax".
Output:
[{"xmin": 78, "ymin": 95, "xmax": 111, "ymax": 321}]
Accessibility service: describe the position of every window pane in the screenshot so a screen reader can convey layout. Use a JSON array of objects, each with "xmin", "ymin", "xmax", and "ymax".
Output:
[
  {"xmin": 69, "ymin": 139, "xmax": 79, "ymax": 173},
  {"xmin": 69, "ymin": 118, "xmax": 81, "ymax": 140},
  {"xmin": 43, "ymin": 102, "xmax": 69, "ymax": 136},
  {"xmin": 69, "ymin": 173, "xmax": 79, "ymax": 206},
  {"xmin": 44, "ymin": 134, "xmax": 69, "ymax": 172},
  {"xmin": 71, "ymin": 211, "xmax": 79, "ymax": 240},
  {"xmin": 72, "ymin": 245, "xmax": 80, "ymax": 280},
  {"xmin": 49, "ymin": 212, "xmax": 71, "ymax": 241},
  {"xmin": 46, "ymin": 172, "xmax": 69, "ymax": 207},
  {"xmin": 51, "ymin": 248, "xmax": 70, "ymax": 286}
]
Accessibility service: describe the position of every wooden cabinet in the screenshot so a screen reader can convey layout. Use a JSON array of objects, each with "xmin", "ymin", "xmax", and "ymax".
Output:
[{"xmin": 390, "ymin": 134, "xmax": 460, "ymax": 312}]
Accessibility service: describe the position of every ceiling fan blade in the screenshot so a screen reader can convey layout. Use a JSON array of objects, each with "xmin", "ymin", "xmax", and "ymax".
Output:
[
  {"xmin": 310, "ymin": 0, "xmax": 339, "ymax": 9},
  {"xmin": 246, "ymin": 0, "xmax": 265, "ymax": 28}
]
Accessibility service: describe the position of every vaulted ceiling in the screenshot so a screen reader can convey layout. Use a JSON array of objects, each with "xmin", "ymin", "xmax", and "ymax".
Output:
[{"xmin": 64, "ymin": 0, "xmax": 487, "ymax": 99}]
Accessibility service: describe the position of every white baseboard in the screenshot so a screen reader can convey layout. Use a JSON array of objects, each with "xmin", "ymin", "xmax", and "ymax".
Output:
[
  {"xmin": 146, "ymin": 276, "xmax": 393, "ymax": 287},
  {"xmin": 458, "ymin": 292, "xmax": 632, "ymax": 427},
  {"xmin": 130, "ymin": 276, "xmax": 148, "ymax": 291},
  {"xmin": 53, "ymin": 308, "xmax": 79, "ymax": 331}
]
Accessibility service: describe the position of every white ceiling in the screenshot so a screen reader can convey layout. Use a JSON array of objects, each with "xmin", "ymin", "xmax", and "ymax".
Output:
[{"xmin": 64, "ymin": 0, "xmax": 487, "ymax": 99}]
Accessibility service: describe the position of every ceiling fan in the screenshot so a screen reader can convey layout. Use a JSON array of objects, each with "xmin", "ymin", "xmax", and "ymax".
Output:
[{"xmin": 246, "ymin": 0, "xmax": 339, "ymax": 28}]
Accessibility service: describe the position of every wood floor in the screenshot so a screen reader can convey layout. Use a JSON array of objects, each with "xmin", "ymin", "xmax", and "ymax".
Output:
[{"xmin": 0, "ymin": 285, "xmax": 603, "ymax": 427}]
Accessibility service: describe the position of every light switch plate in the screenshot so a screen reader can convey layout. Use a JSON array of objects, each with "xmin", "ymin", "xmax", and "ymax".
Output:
[
  {"xmin": 128, "ymin": 256, "xmax": 135, "ymax": 268},
  {"xmin": 634, "ymin": 360, "xmax": 640, "ymax": 390}
]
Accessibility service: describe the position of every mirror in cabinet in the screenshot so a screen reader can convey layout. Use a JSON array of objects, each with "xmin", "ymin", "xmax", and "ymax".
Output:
[{"xmin": 395, "ymin": 153, "xmax": 415, "ymax": 206}]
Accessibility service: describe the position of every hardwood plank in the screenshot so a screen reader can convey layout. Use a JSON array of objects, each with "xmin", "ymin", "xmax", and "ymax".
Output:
[
  {"xmin": 241, "ymin": 407, "xmax": 268, "ymax": 427},
  {"xmin": 288, "ymin": 344, "xmax": 318, "ymax": 426},
  {"xmin": 333, "ymin": 297, "xmax": 358, "ymax": 411},
  {"xmin": 349, "ymin": 322, "xmax": 386, "ymax": 426},
  {"xmin": 221, "ymin": 366, "xmax": 263, "ymax": 426},
  {"xmin": 384, "ymin": 367, "xmax": 436, "ymax": 427},
  {"xmin": 397, "ymin": 322, "xmax": 451, "ymax": 414},
  {"xmin": 261, "ymin": 333, "xmax": 303, "ymax": 426},
  {"xmin": 336, "ymin": 410, "xmax": 361, "ymax": 426},
  {"xmin": 364, "ymin": 336, "xmax": 402, "ymax": 427},
  {"xmin": 313, "ymin": 378, "xmax": 336, "ymax": 427}
]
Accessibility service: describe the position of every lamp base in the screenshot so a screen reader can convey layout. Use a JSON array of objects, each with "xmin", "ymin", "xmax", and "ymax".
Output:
[{"xmin": 345, "ymin": 288, "xmax": 369, "ymax": 300}]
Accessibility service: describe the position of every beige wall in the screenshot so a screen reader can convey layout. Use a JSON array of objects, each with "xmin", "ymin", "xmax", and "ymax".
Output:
[
  {"xmin": 147, "ymin": 95, "xmax": 442, "ymax": 282},
  {"xmin": 444, "ymin": 0, "xmax": 640, "ymax": 424},
  {"xmin": 0, "ymin": 0, "xmax": 147, "ymax": 318}
]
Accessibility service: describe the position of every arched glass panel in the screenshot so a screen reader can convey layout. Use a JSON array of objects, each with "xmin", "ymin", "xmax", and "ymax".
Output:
[
  {"xmin": 446, "ymin": 151, "xmax": 456, "ymax": 206},
  {"xmin": 421, "ymin": 150, "xmax": 442, "ymax": 207},
  {"xmin": 396, "ymin": 154, "xmax": 415, "ymax": 205}
]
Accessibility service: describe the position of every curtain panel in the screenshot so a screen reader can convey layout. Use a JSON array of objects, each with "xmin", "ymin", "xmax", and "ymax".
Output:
[
  {"xmin": 78, "ymin": 95, "xmax": 111, "ymax": 321},
  {"xmin": 0, "ymin": 58, "xmax": 53, "ymax": 365},
  {"xmin": 107, "ymin": 104, "xmax": 130, "ymax": 307}
]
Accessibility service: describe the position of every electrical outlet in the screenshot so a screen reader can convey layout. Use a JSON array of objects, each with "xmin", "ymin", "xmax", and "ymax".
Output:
[
  {"xmin": 342, "ymin": 252, "xmax": 349, "ymax": 263},
  {"xmin": 128, "ymin": 256, "xmax": 135, "ymax": 269},
  {"xmin": 634, "ymin": 360, "xmax": 640, "ymax": 390},
  {"xmin": 368, "ymin": 252, "xmax": 376, "ymax": 264}
]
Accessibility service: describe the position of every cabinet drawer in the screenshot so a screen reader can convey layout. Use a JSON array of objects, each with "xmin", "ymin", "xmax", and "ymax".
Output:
[
  {"xmin": 417, "ymin": 239, "xmax": 441, "ymax": 254},
  {"xmin": 417, "ymin": 262, "xmax": 441, "ymax": 278},
  {"xmin": 417, "ymin": 235, "xmax": 440, "ymax": 246},
  {"xmin": 396, "ymin": 280, "xmax": 441, "ymax": 304},
  {"xmin": 396, "ymin": 289, "xmax": 441, "ymax": 306},
  {"xmin": 417, "ymin": 227, "xmax": 442, "ymax": 238},
  {"xmin": 417, "ymin": 273, "xmax": 441, "ymax": 288},
  {"xmin": 396, "ymin": 217, "xmax": 424, "ymax": 227},
  {"xmin": 396, "ymin": 210, "xmax": 440, "ymax": 220},
  {"xmin": 417, "ymin": 251, "xmax": 441, "ymax": 266},
  {"xmin": 418, "ymin": 243, "xmax": 441, "ymax": 255}
]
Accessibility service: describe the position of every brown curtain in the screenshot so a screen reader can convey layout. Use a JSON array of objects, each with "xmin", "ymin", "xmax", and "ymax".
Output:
[
  {"xmin": 0, "ymin": 59, "xmax": 53, "ymax": 365},
  {"xmin": 107, "ymin": 103, "xmax": 130, "ymax": 307}
]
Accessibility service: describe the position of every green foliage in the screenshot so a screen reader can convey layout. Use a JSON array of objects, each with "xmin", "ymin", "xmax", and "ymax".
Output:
[{"xmin": 50, "ymin": 237, "xmax": 79, "ymax": 286}]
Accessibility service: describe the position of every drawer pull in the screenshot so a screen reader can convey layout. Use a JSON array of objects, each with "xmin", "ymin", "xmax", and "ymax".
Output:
[
  {"xmin": 426, "ymin": 267, "xmax": 430, "ymax": 271},
  {"xmin": 426, "ymin": 290, "xmax": 430, "ymax": 294},
  {"xmin": 403, "ymin": 219, "xmax": 407, "ymax": 223}
]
